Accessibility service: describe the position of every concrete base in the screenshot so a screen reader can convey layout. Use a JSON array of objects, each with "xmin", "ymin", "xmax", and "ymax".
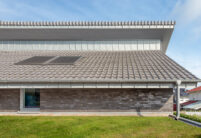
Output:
[{"xmin": 0, "ymin": 112, "xmax": 172, "ymax": 116}]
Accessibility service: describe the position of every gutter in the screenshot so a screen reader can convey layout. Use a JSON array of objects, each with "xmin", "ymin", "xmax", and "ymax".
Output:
[
  {"xmin": 0, "ymin": 79, "xmax": 200, "ymax": 84},
  {"xmin": 169, "ymin": 115, "xmax": 201, "ymax": 128},
  {"xmin": 179, "ymin": 117, "xmax": 201, "ymax": 128}
]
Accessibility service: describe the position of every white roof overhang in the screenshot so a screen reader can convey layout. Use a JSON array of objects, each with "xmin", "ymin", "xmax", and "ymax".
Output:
[
  {"xmin": 0, "ymin": 21, "xmax": 175, "ymax": 53},
  {"xmin": 0, "ymin": 79, "xmax": 199, "ymax": 89},
  {"xmin": 0, "ymin": 82, "xmax": 197, "ymax": 89}
]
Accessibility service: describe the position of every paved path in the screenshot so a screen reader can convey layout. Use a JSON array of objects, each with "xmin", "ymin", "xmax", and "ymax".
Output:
[{"xmin": 0, "ymin": 112, "xmax": 171, "ymax": 116}]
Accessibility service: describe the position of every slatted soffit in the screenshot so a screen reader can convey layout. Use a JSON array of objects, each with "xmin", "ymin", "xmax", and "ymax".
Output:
[
  {"xmin": 0, "ymin": 21, "xmax": 176, "ymax": 53},
  {"xmin": 0, "ymin": 21, "xmax": 176, "ymax": 26}
]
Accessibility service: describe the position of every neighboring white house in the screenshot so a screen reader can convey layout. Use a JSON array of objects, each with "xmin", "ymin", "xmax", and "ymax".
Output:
[
  {"xmin": 186, "ymin": 86, "xmax": 201, "ymax": 101},
  {"xmin": 180, "ymin": 96, "xmax": 190, "ymax": 104}
]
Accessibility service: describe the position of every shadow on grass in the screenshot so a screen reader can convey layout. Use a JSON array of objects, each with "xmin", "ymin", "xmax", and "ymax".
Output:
[{"xmin": 193, "ymin": 134, "xmax": 201, "ymax": 138}]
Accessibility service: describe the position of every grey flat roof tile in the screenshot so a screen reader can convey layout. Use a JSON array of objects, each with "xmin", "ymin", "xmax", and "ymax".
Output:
[{"xmin": 0, "ymin": 50, "xmax": 199, "ymax": 82}]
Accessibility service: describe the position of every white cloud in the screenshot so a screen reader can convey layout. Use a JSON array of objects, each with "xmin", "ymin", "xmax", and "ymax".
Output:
[{"xmin": 171, "ymin": 0, "xmax": 201, "ymax": 24}]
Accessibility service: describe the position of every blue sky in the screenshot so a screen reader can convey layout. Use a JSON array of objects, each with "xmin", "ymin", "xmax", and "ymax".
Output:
[{"xmin": 0, "ymin": 0, "xmax": 201, "ymax": 80}]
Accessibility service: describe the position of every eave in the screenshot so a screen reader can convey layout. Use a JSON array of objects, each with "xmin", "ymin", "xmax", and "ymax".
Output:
[
  {"xmin": 0, "ymin": 21, "xmax": 175, "ymax": 53},
  {"xmin": 0, "ymin": 79, "xmax": 200, "ymax": 89}
]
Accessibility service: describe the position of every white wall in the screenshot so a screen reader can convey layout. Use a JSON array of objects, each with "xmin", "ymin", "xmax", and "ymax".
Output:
[
  {"xmin": 188, "ymin": 92, "xmax": 201, "ymax": 100},
  {"xmin": 0, "ymin": 40, "xmax": 160, "ymax": 51},
  {"xmin": 180, "ymin": 97, "xmax": 189, "ymax": 103}
]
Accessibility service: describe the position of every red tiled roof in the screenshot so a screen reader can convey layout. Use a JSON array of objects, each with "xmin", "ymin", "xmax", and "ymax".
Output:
[
  {"xmin": 181, "ymin": 101, "xmax": 197, "ymax": 106},
  {"xmin": 186, "ymin": 86, "xmax": 201, "ymax": 93}
]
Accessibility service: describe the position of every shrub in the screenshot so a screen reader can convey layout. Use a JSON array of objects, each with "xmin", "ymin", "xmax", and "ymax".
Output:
[{"xmin": 174, "ymin": 112, "xmax": 201, "ymax": 123}]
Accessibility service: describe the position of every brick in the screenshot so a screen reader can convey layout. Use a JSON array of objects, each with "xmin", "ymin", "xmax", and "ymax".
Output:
[
  {"xmin": 0, "ymin": 89, "xmax": 20, "ymax": 111},
  {"xmin": 40, "ymin": 88, "xmax": 173, "ymax": 112}
]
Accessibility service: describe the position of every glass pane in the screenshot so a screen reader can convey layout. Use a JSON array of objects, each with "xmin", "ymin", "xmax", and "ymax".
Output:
[{"xmin": 25, "ymin": 89, "xmax": 40, "ymax": 108}]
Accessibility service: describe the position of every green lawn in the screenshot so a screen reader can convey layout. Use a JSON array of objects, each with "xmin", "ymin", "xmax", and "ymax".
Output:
[{"xmin": 0, "ymin": 116, "xmax": 200, "ymax": 138}]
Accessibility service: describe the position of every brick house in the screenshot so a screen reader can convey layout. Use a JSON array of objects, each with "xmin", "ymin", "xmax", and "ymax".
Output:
[{"xmin": 0, "ymin": 21, "xmax": 200, "ymax": 115}]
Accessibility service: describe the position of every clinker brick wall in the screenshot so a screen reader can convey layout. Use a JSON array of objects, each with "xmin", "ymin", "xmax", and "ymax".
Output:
[
  {"xmin": 40, "ymin": 88, "xmax": 173, "ymax": 112},
  {"xmin": 0, "ymin": 89, "xmax": 20, "ymax": 111}
]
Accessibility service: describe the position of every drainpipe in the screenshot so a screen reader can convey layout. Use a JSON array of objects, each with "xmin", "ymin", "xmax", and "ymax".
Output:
[
  {"xmin": 176, "ymin": 80, "xmax": 181, "ymax": 119},
  {"xmin": 19, "ymin": 88, "xmax": 25, "ymax": 112}
]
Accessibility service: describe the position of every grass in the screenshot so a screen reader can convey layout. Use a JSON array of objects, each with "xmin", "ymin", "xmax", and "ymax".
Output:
[{"xmin": 0, "ymin": 116, "xmax": 201, "ymax": 138}]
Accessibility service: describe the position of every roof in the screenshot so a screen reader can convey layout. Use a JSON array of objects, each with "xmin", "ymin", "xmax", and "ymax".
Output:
[
  {"xmin": 181, "ymin": 101, "xmax": 197, "ymax": 107},
  {"xmin": 0, "ymin": 21, "xmax": 176, "ymax": 26},
  {"xmin": 186, "ymin": 86, "xmax": 201, "ymax": 93},
  {"xmin": 0, "ymin": 50, "xmax": 199, "ymax": 83},
  {"xmin": 0, "ymin": 21, "xmax": 175, "ymax": 53},
  {"xmin": 183, "ymin": 101, "xmax": 201, "ymax": 110}
]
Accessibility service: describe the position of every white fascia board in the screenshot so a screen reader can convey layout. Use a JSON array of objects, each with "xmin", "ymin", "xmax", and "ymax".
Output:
[
  {"xmin": 83, "ymin": 83, "xmax": 97, "ymax": 88},
  {"xmin": 109, "ymin": 83, "xmax": 122, "ymax": 88},
  {"xmin": 0, "ymin": 82, "xmax": 197, "ymax": 89},
  {"xmin": 134, "ymin": 83, "xmax": 147, "ymax": 88},
  {"xmin": 147, "ymin": 83, "xmax": 160, "ymax": 88},
  {"xmin": 182, "ymin": 83, "xmax": 197, "ymax": 89},
  {"xmin": 96, "ymin": 83, "xmax": 109, "ymax": 88},
  {"xmin": 159, "ymin": 83, "xmax": 174, "ymax": 88},
  {"xmin": 122, "ymin": 83, "xmax": 135, "ymax": 88}
]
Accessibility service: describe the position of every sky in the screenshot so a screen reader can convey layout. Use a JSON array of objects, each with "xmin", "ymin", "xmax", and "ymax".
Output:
[{"xmin": 0, "ymin": 0, "xmax": 201, "ymax": 82}]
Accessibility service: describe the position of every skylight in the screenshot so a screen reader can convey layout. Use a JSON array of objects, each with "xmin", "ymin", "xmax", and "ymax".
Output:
[{"xmin": 15, "ymin": 56, "xmax": 81, "ymax": 65}]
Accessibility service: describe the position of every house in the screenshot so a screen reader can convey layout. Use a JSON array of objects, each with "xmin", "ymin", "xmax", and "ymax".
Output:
[
  {"xmin": 0, "ymin": 21, "xmax": 200, "ymax": 115},
  {"xmin": 181, "ymin": 100, "xmax": 197, "ymax": 108},
  {"xmin": 180, "ymin": 96, "xmax": 190, "ymax": 104},
  {"xmin": 180, "ymin": 88, "xmax": 190, "ymax": 103},
  {"xmin": 182, "ymin": 101, "xmax": 201, "ymax": 110},
  {"xmin": 186, "ymin": 86, "xmax": 201, "ymax": 101},
  {"xmin": 178, "ymin": 86, "xmax": 201, "ymax": 111},
  {"xmin": 173, "ymin": 88, "xmax": 190, "ymax": 111}
]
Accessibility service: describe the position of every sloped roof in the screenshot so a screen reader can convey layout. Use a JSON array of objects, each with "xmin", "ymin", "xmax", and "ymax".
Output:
[
  {"xmin": 183, "ymin": 101, "xmax": 201, "ymax": 110},
  {"xmin": 181, "ymin": 101, "xmax": 197, "ymax": 107},
  {"xmin": 186, "ymin": 86, "xmax": 201, "ymax": 93},
  {"xmin": 0, "ymin": 50, "xmax": 199, "ymax": 83}
]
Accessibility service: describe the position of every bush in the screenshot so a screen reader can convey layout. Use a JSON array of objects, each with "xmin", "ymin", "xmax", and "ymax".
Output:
[{"xmin": 174, "ymin": 112, "xmax": 201, "ymax": 123}]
